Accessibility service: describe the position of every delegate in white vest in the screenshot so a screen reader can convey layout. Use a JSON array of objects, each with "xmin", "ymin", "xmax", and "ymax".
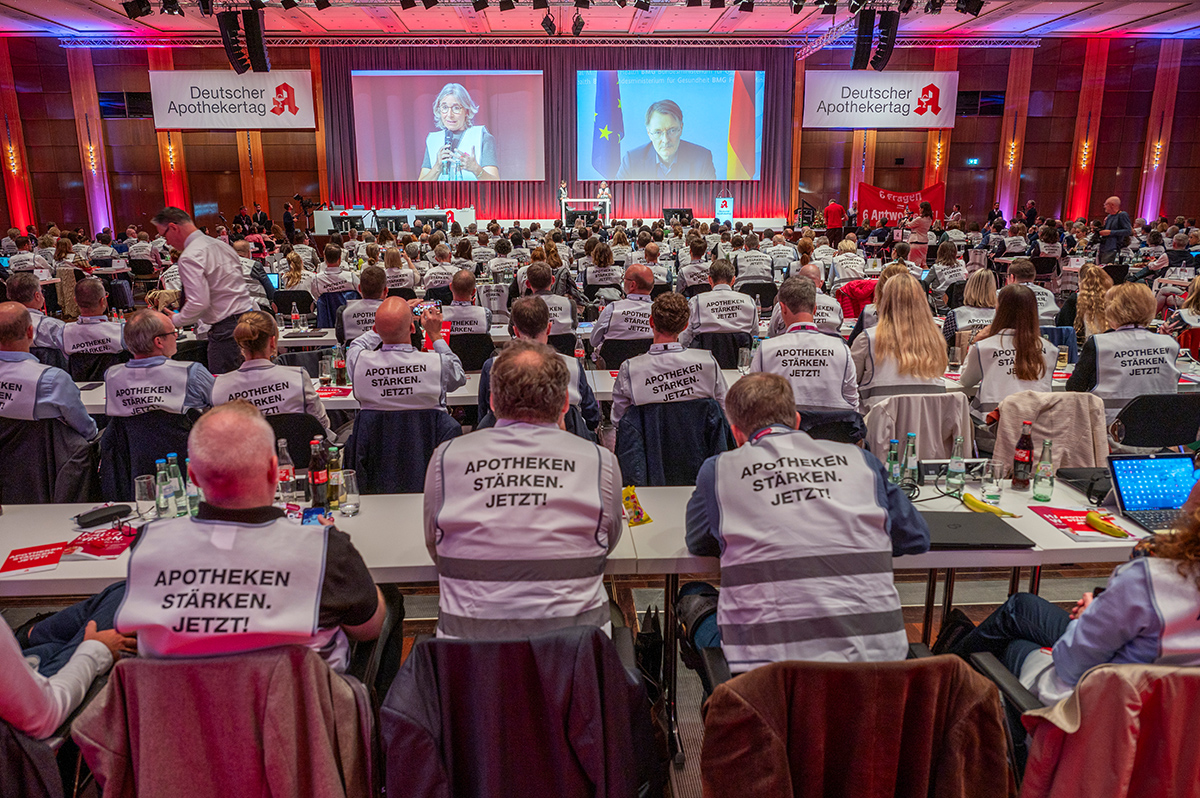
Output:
[
  {"xmin": 611, "ymin": 343, "xmax": 727, "ymax": 427},
  {"xmin": 679, "ymin": 280, "xmax": 757, "ymax": 348}
]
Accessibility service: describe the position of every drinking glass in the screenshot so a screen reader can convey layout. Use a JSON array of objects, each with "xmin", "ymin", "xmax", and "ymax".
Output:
[
  {"xmin": 276, "ymin": 313, "xmax": 287, "ymax": 331},
  {"xmin": 982, "ymin": 462, "xmax": 1006, "ymax": 506},
  {"xmin": 318, "ymin": 357, "xmax": 333, "ymax": 387},
  {"xmin": 1056, "ymin": 345, "xmax": 1069, "ymax": 370},
  {"xmin": 737, "ymin": 347, "xmax": 752, "ymax": 375},
  {"xmin": 339, "ymin": 470, "xmax": 360, "ymax": 517},
  {"xmin": 134, "ymin": 475, "xmax": 157, "ymax": 520}
]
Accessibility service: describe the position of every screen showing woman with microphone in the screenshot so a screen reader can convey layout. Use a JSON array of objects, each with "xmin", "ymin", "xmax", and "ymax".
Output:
[{"xmin": 418, "ymin": 83, "xmax": 500, "ymax": 182}]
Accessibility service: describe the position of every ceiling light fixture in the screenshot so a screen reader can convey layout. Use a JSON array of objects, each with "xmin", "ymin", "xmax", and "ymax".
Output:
[
  {"xmin": 160, "ymin": 0, "xmax": 184, "ymax": 15},
  {"xmin": 473, "ymin": 0, "xmax": 489, "ymax": 10},
  {"xmin": 422, "ymin": 0, "xmax": 439, "ymax": 8},
  {"xmin": 122, "ymin": 0, "xmax": 152, "ymax": 18},
  {"xmin": 572, "ymin": 10, "xmax": 585, "ymax": 33},
  {"xmin": 633, "ymin": 0, "xmax": 650, "ymax": 10},
  {"xmin": 498, "ymin": 0, "xmax": 516, "ymax": 9},
  {"xmin": 541, "ymin": 10, "xmax": 557, "ymax": 33},
  {"xmin": 314, "ymin": 0, "xmax": 331, "ymax": 8},
  {"xmin": 281, "ymin": 0, "xmax": 301, "ymax": 9},
  {"xmin": 955, "ymin": 0, "xmax": 984, "ymax": 14},
  {"xmin": 248, "ymin": 0, "xmax": 267, "ymax": 8}
]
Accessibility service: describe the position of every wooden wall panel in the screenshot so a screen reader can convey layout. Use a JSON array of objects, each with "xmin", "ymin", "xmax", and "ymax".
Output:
[{"xmin": 1136, "ymin": 39, "xmax": 1182, "ymax": 221}]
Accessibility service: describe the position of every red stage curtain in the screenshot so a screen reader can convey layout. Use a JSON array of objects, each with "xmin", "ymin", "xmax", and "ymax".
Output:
[{"xmin": 320, "ymin": 46, "xmax": 793, "ymax": 222}]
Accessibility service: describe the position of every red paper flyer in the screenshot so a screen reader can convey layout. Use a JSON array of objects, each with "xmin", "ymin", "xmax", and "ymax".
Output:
[
  {"xmin": 1029, "ymin": 506, "xmax": 1143, "ymax": 541},
  {"xmin": 0, "ymin": 543, "xmax": 68, "ymax": 577},
  {"xmin": 62, "ymin": 527, "xmax": 137, "ymax": 561}
]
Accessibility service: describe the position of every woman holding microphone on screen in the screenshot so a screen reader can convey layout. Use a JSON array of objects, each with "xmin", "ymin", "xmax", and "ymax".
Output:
[{"xmin": 418, "ymin": 83, "xmax": 500, "ymax": 182}]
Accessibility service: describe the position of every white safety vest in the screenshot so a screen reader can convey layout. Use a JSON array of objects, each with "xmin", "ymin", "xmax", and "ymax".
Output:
[
  {"xmin": 625, "ymin": 345, "xmax": 722, "ymax": 408},
  {"xmin": 432, "ymin": 423, "xmax": 613, "ymax": 639},
  {"xmin": 116, "ymin": 515, "xmax": 329, "ymax": 659},
  {"xmin": 29, "ymin": 311, "xmax": 63, "ymax": 350},
  {"xmin": 678, "ymin": 262, "xmax": 711, "ymax": 288},
  {"xmin": 757, "ymin": 325, "xmax": 857, "ymax": 412},
  {"xmin": 648, "ymin": 263, "xmax": 669, "ymax": 286},
  {"xmin": 384, "ymin": 267, "xmax": 415, "ymax": 289},
  {"xmin": 535, "ymin": 292, "xmax": 575, "ymax": 336},
  {"xmin": 931, "ymin": 259, "xmax": 967, "ymax": 290},
  {"xmin": 423, "ymin": 264, "xmax": 456, "ymax": 290},
  {"xmin": 859, "ymin": 304, "xmax": 879, "ymax": 331},
  {"xmin": 8, "ymin": 252, "xmax": 44, "ymax": 271},
  {"xmin": 713, "ymin": 429, "xmax": 907, "ymax": 671},
  {"xmin": 1003, "ymin": 236, "xmax": 1028, "ymax": 254},
  {"xmin": 0, "ymin": 357, "xmax": 48, "ymax": 420},
  {"xmin": 105, "ymin": 360, "xmax": 192, "ymax": 416},
  {"xmin": 858, "ymin": 327, "xmax": 946, "ymax": 402},
  {"xmin": 1016, "ymin": 282, "xmax": 1059, "ymax": 323},
  {"xmin": 488, "ymin": 257, "xmax": 518, "ymax": 281},
  {"xmin": 586, "ymin": 264, "xmax": 624, "ymax": 287},
  {"xmin": 561, "ymin": 354, "xmax": 584, "ymax": 406},
  {"xmin": 425, "ymin": 125, "xmax": 485, "ymax": 182},
  {"xmin": 341, "ymin": 299, "xmax": 381, "ymax": 342},
  {"xmin": 831, "ymin": 253, "xmax": 866, "ymax": 282},
  {"xmin": 127, "ymin": 241, "xmax": 153, "ymax": 260},
  {"xmin": 969, "ymin": 331, "xmax": 1057, "ymax": 413},
  {"xmin": 476, "ymin": 283, "xmax": 510, "ymax": 322},
  {"xmin": 313, "ymin": 267, "xmax": 356, "ymax": 296},
  {"xmin": 212, "ymin": 361, "xmax": 307, "ymax": 416},
  {"xmin": 735, "ymin": 251, "xmax": 773, "ymax": 284},
  {"xmin": 814, "ymin": 293, "xmax": 844, "ymax": 336},
  {"xmin": 602, "ymin": 296, "xmax": 653, "ymax": 340},
  {"xmin": 62, "ymin": 318, "xmax": 125, "ymax": 356},
  {"xmin": 1037, "ymin": 242, "xmax": 1063, "ymax": 258},
  {"xmin": 1092, "ymin": 326, "xmax": 1179, "ymax": 421},
  {"xmin": 472, "ymin": 247, "xmax": 497, "ymax": 265},
  {"xmin": 352, "ymin": 345, "xmax": 444, "ymax": 411},
  {"xmin": 443, "ymin": 304, "xmax": 489, "ymax": 335},
  {"xmin": 691, "ymin": 286, "xmax": 756, "ymax": 335},
  {"xmin": 951, "ymin": 305, "xmax": 995, "ymax": 335}
]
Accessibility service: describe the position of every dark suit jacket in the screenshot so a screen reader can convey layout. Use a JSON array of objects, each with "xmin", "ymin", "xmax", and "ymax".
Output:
[
  {"xmin": 252, "ymin": 211, "xmax": 269, "ymax": 228},
  {"xmin": 616, "ymin": 140, "xmax": 717, "ymax": 180}
]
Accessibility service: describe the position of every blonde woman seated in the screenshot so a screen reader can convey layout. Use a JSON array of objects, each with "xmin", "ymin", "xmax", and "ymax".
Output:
[
  {"xmin": 829, "ymin": 239, "xmax": 867, "ymax": 285},
  {"xmin": 211, "ymin": 310, "xmax": 333, "ymax": 435},
  {"xmin": 942, "ymin": 268, "xmax": 996, "ymax": 345},
  {"xmin": 383, "ymin": 246, "xmax": 421, "ymax": 291},
  {"xmin": 851, "ymin": 272, "xmax": 948, "ymax": 407},
  {"xmin": 280, "ymin": 251, "xmax": 316, "ymax": 296},
  {"xmin": 1072, "ymin": 263, "xmax": 1113, "ymax": 344},
  {"xmin": 959, "ymin": 285, "xmax": 1057, "ymax": 423}
]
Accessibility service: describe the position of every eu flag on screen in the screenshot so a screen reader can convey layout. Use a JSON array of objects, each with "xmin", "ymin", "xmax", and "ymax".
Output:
[{"xmin": 592, "ymin": 71, "xmax": 624, "ymax": 179}]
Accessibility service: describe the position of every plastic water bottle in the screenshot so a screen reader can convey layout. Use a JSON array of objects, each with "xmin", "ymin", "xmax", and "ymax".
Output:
[
  {"xmin": 290, "ymin": 302, "xmax": 300, "ymax": 330},
  {"xmin": 276, "ymin": 438, "xmax": 295, "ymax": 502},
  {"xmin": 155, "ymin": 459, "xmax": 177, "ymax": 518},
  {"xmin": 166, "ymin": 454, "xmax": 187, "ymax": 517},
  {"xmin": 327, "ymin": 444, "xmax": 342, "ymax": 513},
  {"xmin": 1032, "ymin": 440, "xmax": 1054, "ymax": 502},
  {"xmin": 946, "ymin": 435, "xmax": 966, "ymax": 498},
  {"xmin": 885, "ymin": 440, "xmax": 901, "ymax": 484},
  {"xmin": 902, "ymin": 433, "xmax": 919, "ymax": 485},
  {"xmin": 184, "ymin": 458, "xmax": 200, "ymax": 516}
]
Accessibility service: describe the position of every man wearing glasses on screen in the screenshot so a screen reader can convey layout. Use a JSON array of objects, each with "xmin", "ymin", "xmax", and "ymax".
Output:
[
  {"xmin": 418, "ymin": 83, "xmax": 500, "ymax": 182},
  {"xmin": 616, "ymin": 99, "xmax": 716, "ymax": 181}
]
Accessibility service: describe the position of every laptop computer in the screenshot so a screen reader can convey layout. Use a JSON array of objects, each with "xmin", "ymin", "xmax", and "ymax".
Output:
[
  {"xmin": 921, "ymin": 512, "xmax": 1036, "ymax": 550},
  {"xmin": 265, "ymin": 272, "xmax": 281, "ymax": 290},
  {"xmin": 1109, "ymin": 453, "xmax": 1199, "ymax": 534}
]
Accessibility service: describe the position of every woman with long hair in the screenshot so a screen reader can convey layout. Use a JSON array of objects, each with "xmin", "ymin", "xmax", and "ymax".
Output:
[
  {"xmin": 905, "ymin": 201, "xmax": 934, "ymax": 267},
  {"xmin": 942, "ymin": 268, "xmax": 997, "ymax": 345},
  {"xmin": 211, "ymin": 310, "xmax": 331, "ymax": 433},
  {"xmin": 383, "ymin": 246, "xmax": 420, "ymax": 290},
  {"xmin": 851, "ymin": 272, "xmax": 948, "ymax": 406},
  {"xmin": 847, "ymin": 261, "xmax": 911, "ymax": 345},
  {"xmin": 951, "ymin": 477, "xmax": 1200, "ymax": 704},
  {"xmin": 452, "ymin": 238, "xmax": 475, "ymax": 272},
  {"xmin": 959, "ymin": 284, "xmax": 1058, "ymax": 420},
  {"xmin": 281, "ymin": 251, "xmax": 315, "ymax": 295},
  {"xmin": 1164, "ymin": 275, "xmax": 1200, "ymax": 336},
  {"xmin": 928, "ymin": 240, "xmax": 967, "ymax": 300},
  {"xmin": 1074, "ymin": 263, "xmax": 1114, "ymax": 342}
]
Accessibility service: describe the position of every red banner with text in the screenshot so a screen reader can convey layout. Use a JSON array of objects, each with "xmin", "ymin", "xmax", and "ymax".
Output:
[{"xmin": 857, "ymin": 182, "xmax": 946, "ymax": 226}]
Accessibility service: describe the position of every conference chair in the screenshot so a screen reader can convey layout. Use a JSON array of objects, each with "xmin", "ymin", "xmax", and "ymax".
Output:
[
  {"xmin": 272, "ymin": 289, "xmax": 315, "ymax": 318},
  {"xmin": 73, "ymin": 647, "xmax": 372, "ymax": 798},
  {"xmin": 682, "ymin": 283, "xmax": 712, "ymax": 299},
  {"xmin": 1102, "ymin": 260, "xmax": 1130, "ymax": 286},
  {"xmin": 99, "ymin": 410, "xmax": 194, "ymax": 501},
  {"xmin": 584, "ymin": 282, "xmax": 622, "ymax": 302},
  {"xmin": 699, "ymin": 651, "xmax": 1015, "ymax": 798},
  {"xmin": 797, "ymin": 408, "xmax": 867, "ymax": 446},
  {"xmin": 265, "ymin": 413, "xmax": 328, "ymax": 469},
  {"xmin": 424, "ymin": 285, "xmax": 453, "ymax": 306},
  {"xmin": 616, "ymin": 399, "xmax": 733, "ymax": 487},
  {"xmin": 946, "ymin": 280, "xmax": 968, "ymax": 310},
  {"xmin": 863, "ymin": 393, "xmax": 974, "ymax": 461},
  {"xmin": 446, "ymin": 332, "xmax": 495, "ymax": 372},
  {"xmin": 736, "ymin": 282, "xmax": 777, "ymax": 314},
  {"xmin": 275, "ymin": 347, "xmax": 332, "ymax": 381},
  {"xmin": 1029, "ymin": 257, "xmax": 1059, "ymax": 289},
  {"xmin": 88, "ymin": 258, "xmax": 113, "ymax": 271},
  {"xmin": 387, "ymin": 286, "xmax": 417, "ymax": 300},
  {"xmin": 1039, "ymin": 326, "xmax": 1077, "ymax": 363},
  {"xmin": 970, "ymin": 654, "xmax": 1200, "ymax": 795},
  {"xmin": 1109, "ymin": 393, "xmax": 1200, "ymax": 450},
  {"xmin": 316, "ymin": 289, "xmax": 360, "ymax": 329},
  {"xmin": 0, "ymin": 417, "xmax": 99, "ymax": 504},
  {"xmin": 344, "ymin": 408, "xmax": 461, "ymax": 494},
  {"xmin": 690, "ymin": 331, "xmax": 753, "ymax": 370},
  {"xmin": 30, "ymin": 345, "xmax": 68, "ymax": 371},
  {"xmin": 991, "ymin": 391, "xmax": 1107, "ymax": 468},
  {"xmin": 67, "ymin": 350, "xmax": 129, "ymax": 383},
  {"xmin": 598, "ymin": 338, "xmax": 652, "ymax": 371},
  {"xmin": 128, "ymin": 258, "xmax": 157, "ymax": 289},
  {"xmin": 1, "ymin": 720, "xmax": 66, "ymax": 798},
  {"xmin": 381, "ymin": 626, "xmax": 660, "ymax": 798},
  {"xmin": 547, "ymin": 333, "xmax": 577, "ymax": 356}
]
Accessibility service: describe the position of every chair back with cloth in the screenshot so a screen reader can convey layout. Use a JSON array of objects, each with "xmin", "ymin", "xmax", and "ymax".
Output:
[
  {"xmin": 68, "ymin": 351, "xmax": 129, "ymax": 382},
  {"xmin": 30, "ymin": 346, "xmax": 68, "ymax": 371},
  {"xmin": 344, "ymin": 408, "xmax": 461, "ymax": 493},
  {"xmin": 1179, "ymin": 328, "xmax": 1200, "ymax": 361},
  {"xmin": 992, "ymin": 391, "xmax": 1107, "ymax": 473},
  {"xmin": 946, "ymin": 281, "xmax": 967, "ymax": 310},
  {"xmin": 798, "ymin": 408, "xmax": 867, "ymax": 445},
  {"xmin": 1039, "ymin": 326, "xmax": 1077, "ymax": 363},
  {"xmin": 0, "ymin": 721, "xmax": 63, "ymax": 798},
  {"xmin": 99, "ymin": 410, "xmax": 194, "ymax": 501},
  {"xmin": 73, "ymin": 647, "xmax": 372, "ymax": 798},
  {"xmin": 598, "ymin": 338, "xmax": 652, "ymax": 371},
  {"xmin": 381, "ymin": 626, "xmax": 661, "ymax": 798},
  {"xmin": 128, "ymin": 258, "xmax": 155, "ymax": 278},
  {"xmin": 616, "ymin": 399, "xmax": 733, "ymax": 486},
  {"xmin": 1109, "ymin": 393, "xmax": 1200, "ymax": 449},
  {"xmin": 266, "ymin": 413, "xmax": 328, "ymax": 467},
  {"xmin": 864, "ymin": 392, "xmax": 974, "ymax": 460},
  {"xmin": 0, "ymin": 417, "xmax": 100, "ymax": 503},
  {"xmin": 691, "ymin": 332, "xmax": 753, "ymax": 370},
  {"xmin": 273, "ymin": 290, "xmax": 315, "ymax": 316},
  {"xmin": 1029, "ymin": 257, "xmax": 1059, "ymax": 288},
  {"xmin": 683, "ymin": 283, "xmax": 712, "ymax": 299},
  {"xmin": 700, "ymin": 656, "xmax": 1015, "ymax": 798},
  {"xmin": 736, "ymin": 282, "xmax": 777, "ymax": 313},
  {"xmin": 547, "ymin": 333, "xmax": 577, "ymax": 356},
  {"xmin": 316, "ymin": 290, "xmax": 359, "ymax": 329},
  {"xmin": 446, "ymin": 333, "xmax": 495, "ymax": 372}
]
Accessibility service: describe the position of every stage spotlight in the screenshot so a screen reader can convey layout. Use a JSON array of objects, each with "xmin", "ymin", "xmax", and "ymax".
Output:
[
  {"xmin": 633, "ymin": 0, "xmax": 650, "ymax": 10},
  {"xmin": 160, "ymin": 0, "xmax": 184, "ymax": 15},
  {"xmin": 710, "ymin": 0, "xmax": 725, "ymax": 7},
  {"xmin": 897, "ymin": 0, "xmax": 914, "ymax": 10},
  {"xmin": 249, "ymin": 0, "xmax": 266, "ymax": 9},
  {"xmin": 198, "ymin": 0, "xmax": 213, "ymax": 16},
  {"xmin": 541, "ymin": 11, "xmax": 557, "ymax": 33},
  {"xmin": 473, "ymin": 0, "xmax": 488, "ymax": 10},
  {"xmin": 281, "ymin": 0, "xmax": 301, "ymax": 9},
  {"xmin": 789, "ymin": 0, "xmax": 803, "ymax": 12},
  {"xmin": 123, "ymin": 0, "xmax": 151, "ymax": 19},
  {"xmin": 924, "ymin": 0, "xmax": 943, "ymax": 12},
  {"xmin": 572, "ymin": 10, "xmax": 585, "ymax": 33},
  {"xmin": 314, "ymin": 0, "xmax": 331, "ymax": 8},
  {"xmin": 422, "ymin": 0, "xmax": 438, "ymax": 8},
  {"xmin": 848, "ymin": 0, "xmax": 867, "ymax": 12},
  {"xmin": 499, "ymin": 0, "xmax": 515, "ymax": 9},
  {"xmin": 615, "ymin": 0, "xmax": 627, "ymax": 6},
  {"xmin": 575, "ymin": 0, "xmax": 589, "ymax": 8},
  {"xmin": 955, "ymin": 0, "xmax": 984, "ymax": 14}
]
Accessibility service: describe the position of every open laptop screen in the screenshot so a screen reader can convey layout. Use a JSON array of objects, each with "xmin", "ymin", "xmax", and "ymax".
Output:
[
  {"xmin": 266, "ymin": 273, "xmax": 281, "ymax": 290},
  {"xmin": 1110, "ymin": 454, "xmax": 1197, "ymax": 512}
]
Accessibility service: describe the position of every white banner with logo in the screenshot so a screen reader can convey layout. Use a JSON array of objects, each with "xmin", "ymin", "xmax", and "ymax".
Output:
[
  {"xmin": 148, "ymin": 70, "xmax": 316, "ymax": 130},
  {"xmin": 803, "ymin": 71, "xmax": 959, "ymax": 129}
]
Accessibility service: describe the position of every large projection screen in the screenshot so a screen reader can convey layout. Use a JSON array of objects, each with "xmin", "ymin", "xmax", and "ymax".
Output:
[
  {"xmin": 352, "ymin": 70, "xmax": 546, "ymax": 182},
  {"xmin": 577, "ymin": 70, "xmax": 765, "ymax": 182}
]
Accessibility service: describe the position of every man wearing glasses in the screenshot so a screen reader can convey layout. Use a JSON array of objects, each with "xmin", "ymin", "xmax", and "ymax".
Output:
[
  {"xmin": 616, "ymin": 99, "xmax": 716, "ymax": 181},
  {"xmin": 103, "ymin": 310, "xmax": 214, "ymax": 418},
  {"xmin": 418, "ymin": 83, "xmax": 500, "ymax": 182}
]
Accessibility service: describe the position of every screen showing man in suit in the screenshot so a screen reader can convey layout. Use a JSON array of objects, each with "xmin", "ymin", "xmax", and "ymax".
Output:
[{"xmin": 578, "ymin": 70, "xmax": 765, "ymax": 182}]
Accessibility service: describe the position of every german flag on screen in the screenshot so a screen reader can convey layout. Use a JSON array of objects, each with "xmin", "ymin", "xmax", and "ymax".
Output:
[{"xmin": 726, "ymin": 71, "xmax": 756, "ymax": 180}]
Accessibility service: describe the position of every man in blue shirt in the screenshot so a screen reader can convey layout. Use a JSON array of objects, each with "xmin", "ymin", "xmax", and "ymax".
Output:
[{"xmin": 1098, "ymin": 195, "xmax": 1133, "ymax": 265}]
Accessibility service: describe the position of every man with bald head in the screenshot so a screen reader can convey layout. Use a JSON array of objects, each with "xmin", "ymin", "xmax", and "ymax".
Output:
[
  {"xmin": 767, "ymin": 262, "xmax": 844, "ymax": 337},
  {"xmin": 1098, "ymin": 195, "xmax": 1133, "ymax": 265},
  {"xmin": 231, "ymin": 239, "xmax": 272, "ymax": 309},
  {"xmin": 347, "ymin": 296, "xmax": 466, "ymax": 411},
  {"xmin": 424, "ymin": 339, "xmax": 623, "ymax": 639},
  {"xmin": 116, "ymin": 400, "xmax": 385, "ymax": 669},
  {"xmin": 590, "ymin": 263, "xmax": 655, "ymax": 362},
  {"xmin": 103, "ymin": 310, "xmax": 213, "ymax": 417},
  {"xmin": 0, "ymin": 301, "xmax": 96, "ymax": 438},
  {"xmin": 443, "ymin": 269, "xmax": 492, "ymax": 335},
  {"xmin": 4, "ymin": 272, "xmax": 65, "ymax": 354}
]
